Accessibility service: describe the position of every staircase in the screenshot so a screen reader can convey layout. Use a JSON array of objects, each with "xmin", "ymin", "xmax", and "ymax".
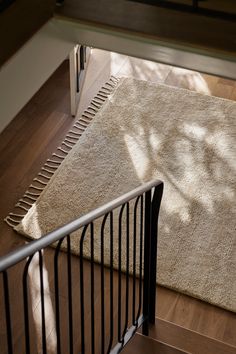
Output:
[{"xmin": 123, "ymin": 317, "xmax": 236, "ymax": 354}]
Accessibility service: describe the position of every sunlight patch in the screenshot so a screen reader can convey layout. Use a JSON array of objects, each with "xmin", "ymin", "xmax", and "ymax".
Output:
[
  {"xmin": 124, "ymin": 134, "xmax": 149, "ymax": 180},
  {"xmin": 207, "ymin": 132, "xmax": 236, "ymax": 172},
  {"xmin": 28, "ymin": 253, "xmax": 56, "ymax": 352},
  {"xmin": 149, "ymin": 129, "xmax": 162, "ymax": 150},
  {"xmin": 21, "ymin": 204, "xmax": 42, "ymax": 238},
  {"xmin": 183, "ymin": 122, "xmax": 207, "ymax": 140}
]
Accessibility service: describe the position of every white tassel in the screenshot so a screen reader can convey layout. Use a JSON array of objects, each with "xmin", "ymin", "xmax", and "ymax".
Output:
[
  {"xmin": 24, "ymin": 195, "xmax": 37, "ymax": 202},
  {"xmin": 57, "ymin": 147, "xmax": 68, "ymax": 154},
  {"xmin": 33, "ymin": 178, "xmax": 48, "ymax": 186},
  {"xmin": 44, "ymin": 164, "xmax": 57, "ymax": 170},
  {"xmin": 19, "ymin": 199, "xmax": 33, "ymax": 206},
  {"xmin": 97, "ymin": 93, "xmax": 107, "ymax": 99},
  {"xmin": 26, "ymin": 191, "xmax": 41, "ymax": 197},
  {"xmin": 52, "ymin": 153, "xmax": 65, "ymax": 159},
  {"xmin": 9, "ymin": 213, "xmax": 25, "ymax": 218},
  {"xmin": 16, "ymin": 204, "xmax": 29, "ymax": 211},
  {"xmin": 84, "ymin": 110, "xmax": 95, "ymax": 116},
  {"xmin": 47, "ymin": 159, "xmax": 60, "ymax": 164},
  {"xmin": 62, "ymin": 141, "xmax": 74, "ymax": 148},
  {"xmin": 38, "ymin": 173, "xmax": 51, "ymax": 180},
  {"xmin": 82, "ymin": 114, "xmax": 93, "ymax": 120},
  {"xmin": 5, "ymin": 217, "xmax": 19, "ymax": 227},
  {"xmin": 87, "ymin": 107, "xmax": 97, "ymax": 113},
  {"xmin": 68, "ymin": 130, "xmax": 81, "ymax": 136},
  {"xmin": 42, "ymin": 167, "xmax": 54, "ymax": 174}
]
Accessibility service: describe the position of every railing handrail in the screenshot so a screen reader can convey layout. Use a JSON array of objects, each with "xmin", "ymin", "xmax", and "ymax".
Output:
[{"xmin": 0, "ymin": 179, "xmax": 162, "ymax": 272}]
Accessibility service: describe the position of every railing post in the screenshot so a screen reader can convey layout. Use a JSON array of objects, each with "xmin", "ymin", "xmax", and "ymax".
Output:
[
  {"xmin": 142, "ymin": 190, "xmax": 152, "ymax": 336},
  {"xmin": 149, "ymin": 183, "xmax": 164, "ymax": 324}
]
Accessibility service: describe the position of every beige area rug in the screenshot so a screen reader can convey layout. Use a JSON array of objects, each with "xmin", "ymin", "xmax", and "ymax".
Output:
[{"xmin": 6, "ymin": 77, "xmax": 236, "ymax": 312}]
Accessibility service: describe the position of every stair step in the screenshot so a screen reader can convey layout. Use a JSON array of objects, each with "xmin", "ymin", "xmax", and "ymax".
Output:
[
  {"xmin": 148, "ymin": 317, "xmax": 236, "ymax": 354},
  {"xmin": 122, "ymin": 332, "xmax": 189, "ymax": 354}
]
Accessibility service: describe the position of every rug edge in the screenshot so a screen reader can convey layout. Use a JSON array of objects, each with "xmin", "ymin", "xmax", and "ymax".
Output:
[{"xmin": 4, "ymin": 75, "xmax": 121, "ymax": 228}]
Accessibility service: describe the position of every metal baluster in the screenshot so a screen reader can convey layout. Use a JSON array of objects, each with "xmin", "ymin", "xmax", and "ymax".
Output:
[
  {"xmin": 107, "ymin": 212, "xmax": 114, "ymax": 353},
  {"xmin": 80, "ymin": 225, "xmax": 89, "ymax": 354},
  {"xmin": 39, "ymin": 250, "xmax": 47, "ymax": 353},
  {"xmin": 132, "ymin": 197, "xmax": 140, "ymax": 325},
  {"xmin": 136, "ymin": 195, "xmax": 143, "ymax": 322},
  {"xmin": 149, "ymin": 183, "xmax": 164, "ymax": 324},
  {"xmin": 122, "ymin": 203, "xmax": 129, "ymax": 338},
  {"xmin": 90, "ymin": 223, "xmax": 95, "ymax": 354},
  {"xmin": 142, "ymin": 191, "xmax": 151, "ymax": 336},
  {"xmin": 118, "ymin": 204, "xmax": 125, "ymax": 343},
  {"xmin": 67, "ymin": 235, "xmax": 73, "ymax": 354},
  {"xmin": 23, "ymin": 255, "xmax": 34, "ymax": 354},
  {"xmin": 54, "ymin": 239, "xmax": 64, "ymax": 354},
  {"xmin": 2, "ymin": 271, "xmax": 13, "ymax": 354},
  {"xmin": 101, "ymin": 214, "xmax": 109, "ymax": 353}
]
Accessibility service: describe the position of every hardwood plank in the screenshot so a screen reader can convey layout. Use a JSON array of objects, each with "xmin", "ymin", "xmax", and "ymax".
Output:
[
  {"xmin": 156, "ymin": 286, "xmax": 236, "ymax": 347},
  {"xmin": 149, "ymin": 317, "xmax": 236, "ymax": 354},
  {"xmin": 211, "ymin": 83, "xmax": 235, "ymax": 100},
  {"xmin": 122, "ymin": 332, "xmax": 189, "ymax": 354}
]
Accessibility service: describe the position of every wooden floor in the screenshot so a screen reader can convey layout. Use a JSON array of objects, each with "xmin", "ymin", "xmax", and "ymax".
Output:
[{"xmin": 0, "ymin": 49, "xmax": 236, "ymax": 353}]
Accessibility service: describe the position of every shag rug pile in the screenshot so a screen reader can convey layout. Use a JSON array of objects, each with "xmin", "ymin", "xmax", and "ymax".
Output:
[{"xmin": 6, "ymin": 77, "xmax": 236, "ymax": 312}]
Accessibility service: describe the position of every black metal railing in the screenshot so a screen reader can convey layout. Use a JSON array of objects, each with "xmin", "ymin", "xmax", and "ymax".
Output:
[{"xmin": 0, "ymin": 180, "xmax": 163, "ymax": 354}]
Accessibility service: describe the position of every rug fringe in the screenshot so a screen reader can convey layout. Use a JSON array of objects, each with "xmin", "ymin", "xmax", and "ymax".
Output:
[
  {"xmin": 5, "ymin": 217, "xmax": 19, "ymax": 227},
  {"xmin": 47, "ymin": 159, "xmax": 60, "ymax": 164},
  {"xmin": 4, "ymin": 76, "xmax": 121, "ymax": 229}
]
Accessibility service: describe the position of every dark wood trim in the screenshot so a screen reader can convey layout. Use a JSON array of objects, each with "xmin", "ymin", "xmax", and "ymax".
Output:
[
  {"xmin": 55, "ymin": 0, "xmax": 236, "ymax": 60},
  {"xmin": 0, "ymin": 0, "xmax": 54, "ymax": 67}
]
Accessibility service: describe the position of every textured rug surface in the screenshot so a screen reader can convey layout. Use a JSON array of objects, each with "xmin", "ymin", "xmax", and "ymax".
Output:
[{"xmin": 10, "ymin": 77, "xmax": 236, "ymax": 312}]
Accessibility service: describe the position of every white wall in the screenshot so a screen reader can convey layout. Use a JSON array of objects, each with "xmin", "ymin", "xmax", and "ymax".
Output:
[{"xmin": 0, "ymin": 19, "xmax": 75, "ymax": 133}]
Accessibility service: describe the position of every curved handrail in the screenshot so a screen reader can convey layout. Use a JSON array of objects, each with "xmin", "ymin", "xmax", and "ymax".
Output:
[{"xmin": 0, "ymin": 179, "xmax": 163, "ymax": 272}]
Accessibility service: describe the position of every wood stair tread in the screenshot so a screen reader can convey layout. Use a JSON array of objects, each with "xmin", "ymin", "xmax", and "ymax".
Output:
[
  {"xmin": 124, "ymin": 317, "xmax": 236, "ymax": 353},
  {"xmin": 122, "ymin": 333, "xmax": 189, "ymax": 354},
  {"xmin": 147, "ymin": 317, "xmax": 236, "ymax": 354}
]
